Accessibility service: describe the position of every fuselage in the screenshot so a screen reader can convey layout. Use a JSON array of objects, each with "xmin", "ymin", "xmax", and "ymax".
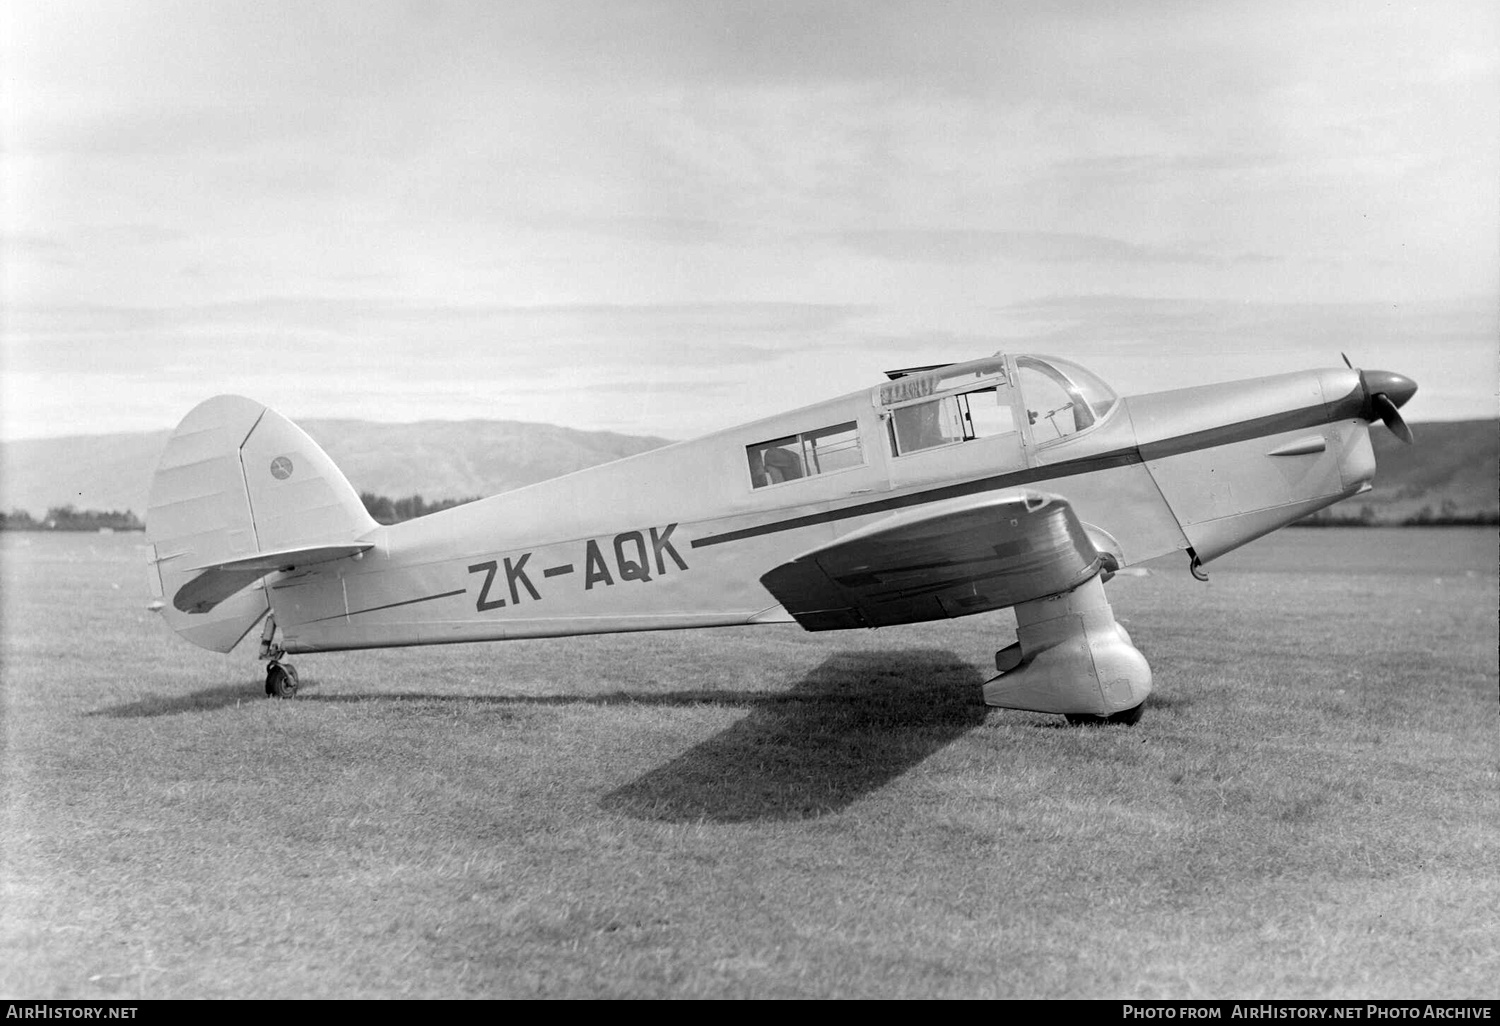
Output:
[{"xmin": 268, "ymin": 355, "xmax": 1382, "ymax": 654}]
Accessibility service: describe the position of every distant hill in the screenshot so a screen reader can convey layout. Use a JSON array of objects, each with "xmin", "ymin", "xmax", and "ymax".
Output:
[
  {"xmin": 1321, "ymin": 419, "xmax": 1497, "ymax": 523},
  {"xmin": 0, "ymin": 419, "xmax": 673, "ymax": 519},
  {"xmin": 0, "ymin": 417, "xmax": 1493, "ymax": 524}
]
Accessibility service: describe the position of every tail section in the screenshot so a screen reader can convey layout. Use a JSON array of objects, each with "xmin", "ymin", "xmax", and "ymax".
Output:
[{"xmin": 146, "ymin": 396, "xmax": 377, "ymax": 652}]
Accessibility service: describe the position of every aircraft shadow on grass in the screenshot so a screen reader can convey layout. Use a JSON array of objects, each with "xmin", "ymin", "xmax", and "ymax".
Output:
[
  {"xmin": 600, "ymin": 649, "xmax": 988, "ymax": 823},
  {"xmin": 89, "ymin": 683, "xmax": 289, "ymax": 718},
  {"xmin": 90, "ymin": 650, "xmax": 990, "ymax": 822}
]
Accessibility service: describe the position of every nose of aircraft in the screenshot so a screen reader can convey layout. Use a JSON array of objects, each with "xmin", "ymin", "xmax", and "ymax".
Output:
[
  {"xmin": 1360, "ymin": 368, "xmax": 1417, "ymax": 444},
  {"xmin": 1362, "ymin": 369, "xmax": 1417, "ymax": 409}
]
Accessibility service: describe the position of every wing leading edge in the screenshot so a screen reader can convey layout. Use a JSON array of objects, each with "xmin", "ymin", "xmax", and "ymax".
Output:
[{"xmin": 759, "ymin": 491, "xmax": 1102, "ymax": 631}]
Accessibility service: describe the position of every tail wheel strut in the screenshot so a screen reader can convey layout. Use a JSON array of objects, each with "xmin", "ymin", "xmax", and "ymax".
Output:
[{"xmin": 260, "ymin": 613, "xmax": 298, "ymax": 698}]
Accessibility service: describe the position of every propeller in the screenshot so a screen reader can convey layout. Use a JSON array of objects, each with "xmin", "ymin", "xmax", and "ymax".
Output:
[{"xmin": 1341, "ymin": 353, "xmax": 1416, "ymax": 445}]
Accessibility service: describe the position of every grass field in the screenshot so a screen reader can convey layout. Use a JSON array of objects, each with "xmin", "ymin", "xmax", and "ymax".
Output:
[{"xmin": 2, "ymin": 528, "xmax": 1496, "ymax": 999}]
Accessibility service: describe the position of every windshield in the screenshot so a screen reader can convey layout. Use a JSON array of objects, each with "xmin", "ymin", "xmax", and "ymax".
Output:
[{"xmin": 1015, "ymin": 355, "xmax": 1117, "ymax": 442}]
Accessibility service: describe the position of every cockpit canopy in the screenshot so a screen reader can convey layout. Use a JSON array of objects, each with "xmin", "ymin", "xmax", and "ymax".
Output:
[
  {"xmin": 1014, "ymin": 355, "xmax": 1118, "ymax": 441},
  {"xmin": 879, "ymin": 353, "xmax": 1117, "ymax": 448}
]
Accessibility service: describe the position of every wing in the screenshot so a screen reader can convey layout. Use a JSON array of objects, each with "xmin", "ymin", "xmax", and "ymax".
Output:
[{"xmin": 759, "ymin": 491, "xmax": 1102, "ymax": 630}]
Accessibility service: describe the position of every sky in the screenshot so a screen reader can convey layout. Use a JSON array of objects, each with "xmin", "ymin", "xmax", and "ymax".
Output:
[{"xmin": 3, "ymin": 0, "xmax": 1497, "ymax": 442}]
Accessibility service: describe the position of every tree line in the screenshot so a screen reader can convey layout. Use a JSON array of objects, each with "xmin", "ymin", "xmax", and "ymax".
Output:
[
  {"xmin": 358, "ymin": 492, "xmax": 480, "ymax": 525},
  {"xmin": 0, "ymin": 506, "xmax": 144, "ymax": 531},
  {"xmin": 1296, "ymin": 499, "xmax": 1498, "ymax": 527}
]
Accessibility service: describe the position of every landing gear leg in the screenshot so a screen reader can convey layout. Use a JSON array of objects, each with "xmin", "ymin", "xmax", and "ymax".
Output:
[
  {"xmin": 982, "ymin": 572, "xmax": 1152, "ymax": 724},
  {"xmin": 259, "ymin": 613, "xmax": 299, "ymax": 699}
]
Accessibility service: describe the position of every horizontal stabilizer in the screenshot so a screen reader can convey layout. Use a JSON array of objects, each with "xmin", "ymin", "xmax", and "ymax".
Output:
[
  {"xmin": 189, "ymin": 542, "xmax": 373, "ymax": 575},
  {"xmin": 173, "ymin": 543, "xmax": 373, "ymax": 614}
]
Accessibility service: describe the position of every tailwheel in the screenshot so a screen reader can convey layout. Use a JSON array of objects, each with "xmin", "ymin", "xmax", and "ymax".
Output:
[
  {"xmin": 1064, "ymin": 702, "xmax": 1145, "ymax": 726},
  {"xmin": 265, "ymin": 660, "xmax": 299, "ymax": 699}
]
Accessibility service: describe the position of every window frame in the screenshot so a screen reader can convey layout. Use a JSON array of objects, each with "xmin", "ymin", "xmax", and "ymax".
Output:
[
  {"xmin": 746, "ymin": 420, "xmax": 866, "ymax": 490},
  {"xmin": 881, "ymin": 368, "xmax": 1019, "ymax": 459}
]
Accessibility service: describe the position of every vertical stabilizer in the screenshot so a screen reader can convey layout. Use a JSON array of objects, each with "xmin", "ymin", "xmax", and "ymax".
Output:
[{"xmin": 145, "ymin": 396, "xmax": 377, "ymax": 653}]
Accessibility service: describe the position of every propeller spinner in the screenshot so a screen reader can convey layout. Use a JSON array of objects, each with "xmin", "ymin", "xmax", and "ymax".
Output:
[{"xmin": 1341, "ymin": 354, "xmax": 1417, "ymax": 444}]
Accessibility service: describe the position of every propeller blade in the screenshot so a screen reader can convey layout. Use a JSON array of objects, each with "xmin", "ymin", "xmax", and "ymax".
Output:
[{"xmin": 1372, "ymin": 392, "xmax": 1414, "ymax": 444}]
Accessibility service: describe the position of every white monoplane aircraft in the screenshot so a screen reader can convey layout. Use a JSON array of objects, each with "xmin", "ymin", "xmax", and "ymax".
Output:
[{"xmin": 146, "ymin": 353, "xmax": 1414, "ymax": 723}]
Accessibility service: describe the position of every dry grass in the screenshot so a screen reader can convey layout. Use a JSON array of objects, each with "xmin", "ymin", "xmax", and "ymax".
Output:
[{"xmin": 2, "ymin": 528, "xmax": 1495, "ymax": 998}]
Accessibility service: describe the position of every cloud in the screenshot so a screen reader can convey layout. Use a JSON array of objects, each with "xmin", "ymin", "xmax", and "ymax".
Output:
[
  {"xmin": 836, "ymin": 228, "xmax": 1210, "ymax": 266},
  {"xmin": 1, "ymin": 233, "xmax": 74, "ymax": 266},
  {"xmin": 996, "ymin": 293, "xmax": 1499, "ymax": 347},
  {"xmin": 3, "ymin": 1, "xmax": 1494, "ymax": 439},
  {"xmin": 541, "ymin": 215, "xmax": 732, "ymax": 246},
  {"xmin": 1, "ymin": 297, "xmax": 868, "ymax": 387}
]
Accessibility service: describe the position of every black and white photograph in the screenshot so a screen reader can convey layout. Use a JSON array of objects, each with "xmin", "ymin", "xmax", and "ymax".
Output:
[{"xmin": 2, "ymin": 0, "xmax": 1496, "ymax": 1001}]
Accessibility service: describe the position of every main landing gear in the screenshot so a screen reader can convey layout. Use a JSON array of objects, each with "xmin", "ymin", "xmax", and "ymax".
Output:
[
  {"xmin": 259, "ymin": 614, "xmax": 299, "ymax": 699},
  {"xmin": 982, "ymin": 572, "xmax": 1153, "ymax": 725}
]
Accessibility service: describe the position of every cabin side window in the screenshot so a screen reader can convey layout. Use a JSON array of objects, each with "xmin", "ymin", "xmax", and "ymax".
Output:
[
  {"xmin": 888, "ymin": 387, "xmax": 1015, "ymax": 456},
  {"xmin": 747, "ymin": 421, "xmax": 863, "ymax": 488}
]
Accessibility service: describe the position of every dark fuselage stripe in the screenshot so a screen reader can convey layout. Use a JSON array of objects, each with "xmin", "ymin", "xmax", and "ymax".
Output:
[
  {"xmin": 309, "ymin": 588, "xmax": 468, "ymax": 624},
  {"xmin": 689, "ymin": 399, "xmax": 1346, "ymax": 550},
  {"xmin": 1136, "ymin": 401, "xmax": 1350, "ymax": 462},
  {"xmin": 689, "ymin": 449, "xmax": 1142, "ymax": 549}
]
